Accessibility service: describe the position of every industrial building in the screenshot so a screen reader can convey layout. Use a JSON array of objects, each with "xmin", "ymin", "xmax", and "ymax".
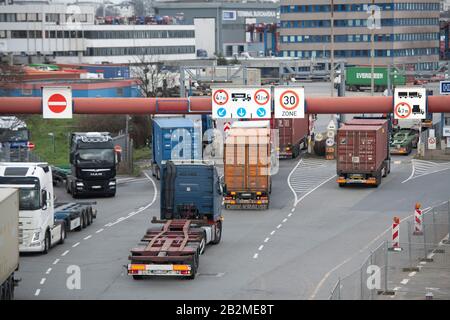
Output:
[
  {"xmin": 279, "ymin": 0, "xmax": 441, "ymax": 71},
  {"xmin": 153, "ymin": 0, "xmax": 279, "ymax": 57},
  {"xmin": 0, "ymin": 0, "xmax": 212, "ymax": 64}
]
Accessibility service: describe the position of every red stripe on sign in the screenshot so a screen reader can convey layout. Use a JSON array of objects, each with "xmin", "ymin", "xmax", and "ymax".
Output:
[
  {"xmin": 393, "ymin": 231, "xmax": 399, "ymax": 239},
  {"xmin": 48, "ymin": 93, "xmax": 67, "ymax": 113}
]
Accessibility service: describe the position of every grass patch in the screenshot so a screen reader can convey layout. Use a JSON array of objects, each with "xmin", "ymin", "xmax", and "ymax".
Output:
[
  {"xmin": 26, "ymin": 115, "xmax": 79, "ymax": 166},
  {"xmin": 133, "ymin": 146, "xmax": 151, "ymax": 162}
]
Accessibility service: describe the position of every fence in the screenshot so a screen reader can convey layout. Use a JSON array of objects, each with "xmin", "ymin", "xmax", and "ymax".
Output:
[
  {"xmin": 330, "ymin": 200, "xmax": 450, "ymax": 300},
  {"xmin": 0, "ymin": 143, "xmax": 42, "ymax": 162},
  {"xmin": 112, "ymin": 134, "xmax": 134, "ymax": 174}
]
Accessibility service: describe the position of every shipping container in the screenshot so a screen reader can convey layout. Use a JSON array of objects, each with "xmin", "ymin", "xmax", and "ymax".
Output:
[
  {"xmin": 336, "ymin": 124, "xmax": 390, "ymax": 187},
  {"xmin": 151, "ymin": 117, "xmax": 201, "ymax": 180},
  {"xmin": 0, "ymin": 189, "xmax": 19, "ymax": 300},
  {"xmin": 272, "ymin": 117, "xmax": 309, "ymax": 159},
  {"xmin": 80, "ymin": 65, "xmax": 130, "ymax": 79},
  {"xmin": 343, "ymin": 66, "xmax": 406, "ymax": 92},
  {"xmin": 223, "ymin": 121, "xmax": 271, "ymax": 209}
]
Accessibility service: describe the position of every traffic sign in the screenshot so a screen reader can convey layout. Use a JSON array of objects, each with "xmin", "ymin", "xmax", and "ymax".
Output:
[
  {"xmin": 42, "ymin": 86, "xmax": 72, "ymax": 119},
  {"xmin": 274, "ymin": 87, "xmax": 305, "ymax": 119},
  {"xmin": 394, "ymin": 87, "xmax": 426, "ymax": 120},
  {"xmin": 211, "ymin": 87, "xmax": 271, "ymax": 119},
  {"xmin": 440, "ymin": 81, "xmax": 450, "ymax": 95},
  {"xmin": 327, "ymin": 120, "xmax": 337, "ymax": 131},
  {"xmin": 428, "ymin": 137, "xmax": 437, "ymax": 150},
  {"xmin": 326, "ymin": 138, "xmax": 335, "ymax": 147}
]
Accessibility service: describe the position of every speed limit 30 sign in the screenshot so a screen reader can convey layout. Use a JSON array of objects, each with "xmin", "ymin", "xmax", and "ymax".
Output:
[{"xmin": 274, "ymin": 87, "xmax": 305, "ymax": 119}]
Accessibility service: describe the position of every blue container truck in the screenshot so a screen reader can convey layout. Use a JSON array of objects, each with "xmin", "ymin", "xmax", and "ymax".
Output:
[
  {"xmin": 128, "ymin": 161, "xmax": 223, "ymax": 280},
  {"xmin": 151, "ymin": 117, "xmax": 201, "ymax": 180}
]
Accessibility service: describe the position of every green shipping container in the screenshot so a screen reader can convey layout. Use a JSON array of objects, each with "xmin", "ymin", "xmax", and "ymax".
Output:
[{"xmin": 346, "ymin": 67, "xmax": 406, "ymax": 88}]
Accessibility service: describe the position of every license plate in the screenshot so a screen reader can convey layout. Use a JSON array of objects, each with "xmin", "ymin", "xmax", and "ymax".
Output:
[{"xmin": 91, "ymin": 186, "xmax": 101, "ymax": 189}]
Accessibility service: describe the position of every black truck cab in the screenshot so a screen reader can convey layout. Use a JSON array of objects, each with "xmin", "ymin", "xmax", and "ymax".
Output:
[{"xmin": 66, "ymin": 132, "xmax": 120, "ymax": 198}]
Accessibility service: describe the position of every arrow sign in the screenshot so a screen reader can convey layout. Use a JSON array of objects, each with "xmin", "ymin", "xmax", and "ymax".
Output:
[
  {"xmin": 237, "ymin": 107, "xmax": 247, "ymax": 118},
  {"xmin": 256, "ymin": 107, "xmax": 267, "ymax": 118}
]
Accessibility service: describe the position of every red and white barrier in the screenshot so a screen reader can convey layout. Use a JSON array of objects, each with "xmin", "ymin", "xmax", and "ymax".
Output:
[
  {"xmin": 413, "ymin": 203, "xmax": 423, "ymax": 236},
  {"xmin": 391, "ymin": 216, "xmax": 401, "ymax": 250}
]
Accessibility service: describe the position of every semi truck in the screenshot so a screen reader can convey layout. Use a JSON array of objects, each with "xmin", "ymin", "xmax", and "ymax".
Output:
[
  {"xmin": 128, "ymin": 160, "xmax": 222, "ymax": 279},
  {"xmin": 151, "ymin": 117, "xmax": 201, "ymax": 180},
  {"xmin": 335, "ymin": 66, "xmax": 407, "ymax": 92},
  {"xmin": 66, "ymin": 132, "xmax": 120, "ymax": 198},
  {"xmin": 0, "ymin": 189, "xmax": 19, "ymax": 300},
  {"xmin": 223, "ymin": 121, "xmax": 272, "ymax": 209},
  {"xmin": 336, "ymin": 120, "xmax": 390, "ymax": 187},
  {"xmin": 0, "ymin": 162, "xmax": 97, "ymax": 253},
  {"xmin": 273, "ymin": 117, "xmax": 310, "ymax": 159}
]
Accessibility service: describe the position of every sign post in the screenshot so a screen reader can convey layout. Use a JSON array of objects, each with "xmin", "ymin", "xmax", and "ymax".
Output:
[{"xmin": 42, "ymin": 86, "xmax": 73, "ymax": 119}]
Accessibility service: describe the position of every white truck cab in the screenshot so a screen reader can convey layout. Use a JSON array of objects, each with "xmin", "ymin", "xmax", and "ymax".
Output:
[{"xmin": 0, "ymin": 162, "xmax": 63, "ymax": 253}]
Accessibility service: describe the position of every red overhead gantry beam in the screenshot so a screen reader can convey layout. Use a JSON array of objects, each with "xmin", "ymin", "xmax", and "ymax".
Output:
[{"xmin": 0, "ymin": 96, "xmax": 449, "ymax": 114}]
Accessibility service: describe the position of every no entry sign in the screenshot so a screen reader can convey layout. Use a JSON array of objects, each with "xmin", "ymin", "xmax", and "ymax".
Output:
[
  {"xmin": 42, "ymin": 86, "xmax": 72, "ymax": 119},
  {"xmin": 274, "ymin": 87, "xmax": 305, "ymax": 119}
]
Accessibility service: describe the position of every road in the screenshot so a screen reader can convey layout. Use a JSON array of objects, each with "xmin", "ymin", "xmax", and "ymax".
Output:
[{"xmin": 14, "ymin": 149, "xmax": 450, "ymax": 300}]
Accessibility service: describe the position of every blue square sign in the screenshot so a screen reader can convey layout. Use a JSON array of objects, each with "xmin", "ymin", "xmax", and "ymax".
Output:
[{"xmin": 440, "ymin": 81, "xmax": 450, "ymax": 95}]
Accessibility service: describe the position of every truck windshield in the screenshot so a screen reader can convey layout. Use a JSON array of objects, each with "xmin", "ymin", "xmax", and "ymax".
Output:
[
  {"xmin": 19, "ymin": 188, "xmax": 40, "ymax": 210},
  {"xmin": 77, "ymin": 149, "xmax": 115, "ymax": 165}
]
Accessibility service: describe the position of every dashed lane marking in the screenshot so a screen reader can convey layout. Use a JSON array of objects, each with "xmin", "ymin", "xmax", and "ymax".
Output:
[
  {"xmin": 84, "ymin": 235, "xmax": 92, "ymax": 240},
  {"xmin": 40, "ymin": 278, "xmax": 46, "ymax": 285},
  {"xmin": 61, "ymin": 250, "xmax": 70, "ymax": 256},
  {"xmin": 400, "ymin": 279, "xmax": 410, "ymax": 285},
  {"xmin": 52, "ymin": 259, "xmax": 59, "ymax": 265},
  {"xmin": 45, "ymin": 268, "xmax": 52, "ymax": 274},
  {"xmin": 72, "ymin": 242, "xmax": 80, "ymax": 248},
  {"xmin": 34, "ymin": 289, "xmax": 40, "ymax": 296}
]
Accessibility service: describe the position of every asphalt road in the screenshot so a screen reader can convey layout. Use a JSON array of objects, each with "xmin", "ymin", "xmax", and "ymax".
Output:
[{"xmin": 14, "ymin": 150, "xmax": 450, "ymax": 300}]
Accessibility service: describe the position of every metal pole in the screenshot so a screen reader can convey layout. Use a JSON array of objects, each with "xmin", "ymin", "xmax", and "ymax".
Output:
[
  {"xmin": 384, "ymin": 241, "xmax": 388, "ymax": 293},
  {"xmin": 330, "ymin": 0, "xmax": 335, "ymax": 98},
  {"xmin": 387, "ymin": 64, "xmax": 392, "ymax": 96},
  {"xmin": 370, "ymin": 0, "xmax": 375, "ymax": 96},
  {"xmin": 408, "ymin": 221, "xmax": 413, "ymax": 270},
  {"xmin": 432, "ymin": 208, "xmax": 437, "ymax": 246}
]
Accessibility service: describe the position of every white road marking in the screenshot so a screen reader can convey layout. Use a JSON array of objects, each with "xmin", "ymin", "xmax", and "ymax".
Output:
[
  {"xmin": 270, "ymin": 230, "xmax": 276, "ymax": 235},
  {"xmin": 40, "ymin": 278, "xmax": 46, "ymax": 285},
  {"xmin": 104, "ymin": 223, "xmax": 112, "ymax": 227},
  {"xmin": 282, "ymin": 218, "xmax": 288, "ymax": 223},
  {"xmin": 420, "ymin": 261, "xmax": 427, "ymax": 265},
  {"xmin": 264, "ymin": 238, "xmax": 270, "ymax": 243},
  {"xmin": 61, "ymin": 250, "xmax": 70, "ymax": 256},
  {"xmin": 288, "ymin": 213, "xmax": 292, "ymax": 217},
  {"xmin": 277, "ymin": 224, "xmax": 282, "ymax": 229},
  {"xmin": 45, "ymin": 268, "xmax": 52, "ymax": 274},
  {"xmin": 253, "ymin": 253, "xmax": 258, "ymax": 259},
  {"xmin": 400, "ymin": 279, "xmax": 410, "ymax": 285},
  {"xmin": 408, "ymin": 272, "xmax": 417, "ymax": 277},
  {"xmin": 72, "ymin": 242, "xmax": 80, "ymax": 248},
  {"xmin": 95, "ymin": 228, "xmax": 104, "ymax": 234},
  {"xmin": 258, "ymin": 245, "xmax": 264, "ymax": 251},
  {"xmin": 393, "ymin": 287, "xmax": 402, "ymax": 291},
  {"xmin": 427, "ymin": 252, "xmax": 435, "ymax": 259},
  {"xmin": 52, "ymin": 259, "xmax": 60, "ymax": 265},
  {"xmin": 34, "ymin": 289, "xmax": 40, "ymax": 296},
  {"xmin": 402, "ymin": 160, "xmax": 450, "ymax": 184},
  {"xmin": 291, "ymin": 208, "xmax": 295, "ymax": 212},
  {"xmin": 84, "ymin": 235, "xmax": 92, "ymax": 240}
]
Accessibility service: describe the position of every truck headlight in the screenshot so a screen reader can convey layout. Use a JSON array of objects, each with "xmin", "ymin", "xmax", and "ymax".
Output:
[
  {"xmin": 109, "ymin": 181, "xmax": 116, "ymax": 186},
  {"xmin": 31, "ymin": 231, "xmax": 40, "ymax": 243},
  {"xmin": 76, "ymin": 182, "xmax": 84, "ymax": 187}
]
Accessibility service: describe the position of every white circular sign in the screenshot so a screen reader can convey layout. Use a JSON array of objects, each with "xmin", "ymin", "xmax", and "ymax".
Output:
[{"xmin": 326, "ymin": 138, "xmax": 335, "ymax": 147}]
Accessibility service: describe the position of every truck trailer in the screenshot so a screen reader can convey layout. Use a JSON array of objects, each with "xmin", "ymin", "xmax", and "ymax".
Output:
[
  {"xmin": 128, "ymin": 160, "xmax": 222, "ymax": 279},
  {"xmin": 0, "ymin": 189, "xmax": 19, "ymax": 300},
  {"xmin": 336, "ymin": 121, "xmax": 390, "ymax": 187},
  {"xmin": 0, "ymin": 162, "xmax": 97, "ymax": 253},
  {"xmin": 223, "ymin": 121, "xmax": 272, "ymax": 209},
  {"xmin": 66, "ymin": 132, "xmax": 120, "ymax": 198},
  {"xmin": 151, "ymin": 117, "xmax": 201, "ymax": 180},
  {"xmin": 272, "ymin": 117, "xmax": 309, "ymax": 159}
]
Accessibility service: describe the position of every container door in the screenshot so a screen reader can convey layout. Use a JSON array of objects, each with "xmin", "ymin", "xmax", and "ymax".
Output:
[{"xmin": 224, "ymin": 137, "xmax": 246, "ymax": 191}]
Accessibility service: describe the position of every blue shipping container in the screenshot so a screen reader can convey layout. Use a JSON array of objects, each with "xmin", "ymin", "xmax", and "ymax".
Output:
[
  {"xmin": 160, "ymin": 162, "xmax": 222, "ymax": 220},
  {"xmin": 80, "ymin": 65, "xmax": 130, "ymax": 79},
  {"xmin": 152, "ymin": 118, "xmax": 201, "ymax": 169}
]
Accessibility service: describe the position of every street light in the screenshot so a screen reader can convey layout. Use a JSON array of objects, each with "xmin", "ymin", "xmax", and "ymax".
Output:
[{"xmin": 48, "ymin": 132, "xmax": 55, "ymax": 153}]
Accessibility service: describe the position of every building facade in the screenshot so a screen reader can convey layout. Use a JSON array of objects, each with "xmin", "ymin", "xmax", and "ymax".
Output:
[
  {"xmin": 0, "ymin": 1, "xmax": 198, "ymax": 64},
  {"xmin": 279, "ymin": 0, "xmax": 441, "ymax": 71},
  {"xmin": 153, "ymin": 1, "xmax": 279, "ymax": 57}
]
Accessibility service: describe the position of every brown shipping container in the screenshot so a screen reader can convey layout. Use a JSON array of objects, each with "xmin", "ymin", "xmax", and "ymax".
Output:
[
  {"xmin": 337, "ymin": 124, "xmax": 388, "ymax": 175},
  {"xmin": 224, "ymin": 127, "xmax": 271, "ymax": 193},
  {"xmin": 345, "ymin": 118, "xmax": 389, "ymax": 131},
  {"xmin": 272, "ymin": 117, "xmax": 310, "ymax": 157}
]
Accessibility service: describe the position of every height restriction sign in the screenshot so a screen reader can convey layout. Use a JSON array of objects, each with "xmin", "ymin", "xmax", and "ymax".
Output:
[
  {"xmin": 394, "ymin": 87, "xmax": 426, "ymax": 120},
  {"xmin": 42, "ymin": 86, "xmax": 73, "ymax": 119},
  {"xmin": 274, "ymin": 87, "xmax": 305, "ymax": 119}
]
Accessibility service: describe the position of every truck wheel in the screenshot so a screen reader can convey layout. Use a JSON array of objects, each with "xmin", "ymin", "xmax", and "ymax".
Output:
[
  {"xmin": 151, "ymin": 164, "xmax": 156, "ymax": 177},
  {"xmin": 339, "ymin": 183, "xmax": 346, "ymax": 188},
  {"xmin": 199, "ymin": 232, "xmax": 206, "ymax": 255},
  {"xmin": 76, "ymin": 215, "xmax": 83, "ymax": 231},
  {"xmin": 187, "ymin": 253, "xmax": 199, "ymax": 280},
  {"xmin": 59, "ymin": 224, "xmax": 66, "ymax": 245},
  {"xmin": 9, "ymin": 276, "xmax": 14, "ymax": 300},
  {"xmin": 82, "ymin": 211, "xmax": 87, "ymax": 229},
  {"xmin": 156, "ymin": 167, "xmax": 161, "ymax": 181},
  {"xmin": 43, "ymin": 231, "xmax": 50, "ymax": 254},
  {"xmin": 132, "ymin": 275, "xmax": 145, "ymax": 280},
  {"xmin": 211, "ymin": 220, "xmax": 222, "ymax": 245},
  {"xmin": 66, "ymin": 181, "xmax": 71, "ymax": 194}
]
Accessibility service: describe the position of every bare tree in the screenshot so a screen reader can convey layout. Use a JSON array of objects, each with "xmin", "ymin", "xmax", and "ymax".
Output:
[
  {"xmin": 132, "ymin": 55, "xmax": 177, "ymax": 98},
  {"xmin": 0, "ymin": 63, "xmax": 25, "ymax": 96}
]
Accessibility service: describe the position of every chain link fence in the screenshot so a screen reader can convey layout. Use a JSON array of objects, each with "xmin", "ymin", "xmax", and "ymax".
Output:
[
  {"xmin": 0, "ymin": 143, "xmax": 42, "ymax": 162},
  {"xmin": 330, "ymin": 200, "xmax": 450, "ymax": 300},
  {"xmin": 112, "ymin": 134, "xmax": 134, "ymax": 174}
]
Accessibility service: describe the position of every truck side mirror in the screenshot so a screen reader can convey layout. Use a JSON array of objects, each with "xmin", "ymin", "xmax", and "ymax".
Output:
[{"xmin": 41, "ymin": 190, "xmax": 48, "ymax": 210}]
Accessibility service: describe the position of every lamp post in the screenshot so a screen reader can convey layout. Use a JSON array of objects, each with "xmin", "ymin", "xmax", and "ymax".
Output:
[{"xmin": 48, "ymin": 132, "xmax": 55, "ymax": 153}]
